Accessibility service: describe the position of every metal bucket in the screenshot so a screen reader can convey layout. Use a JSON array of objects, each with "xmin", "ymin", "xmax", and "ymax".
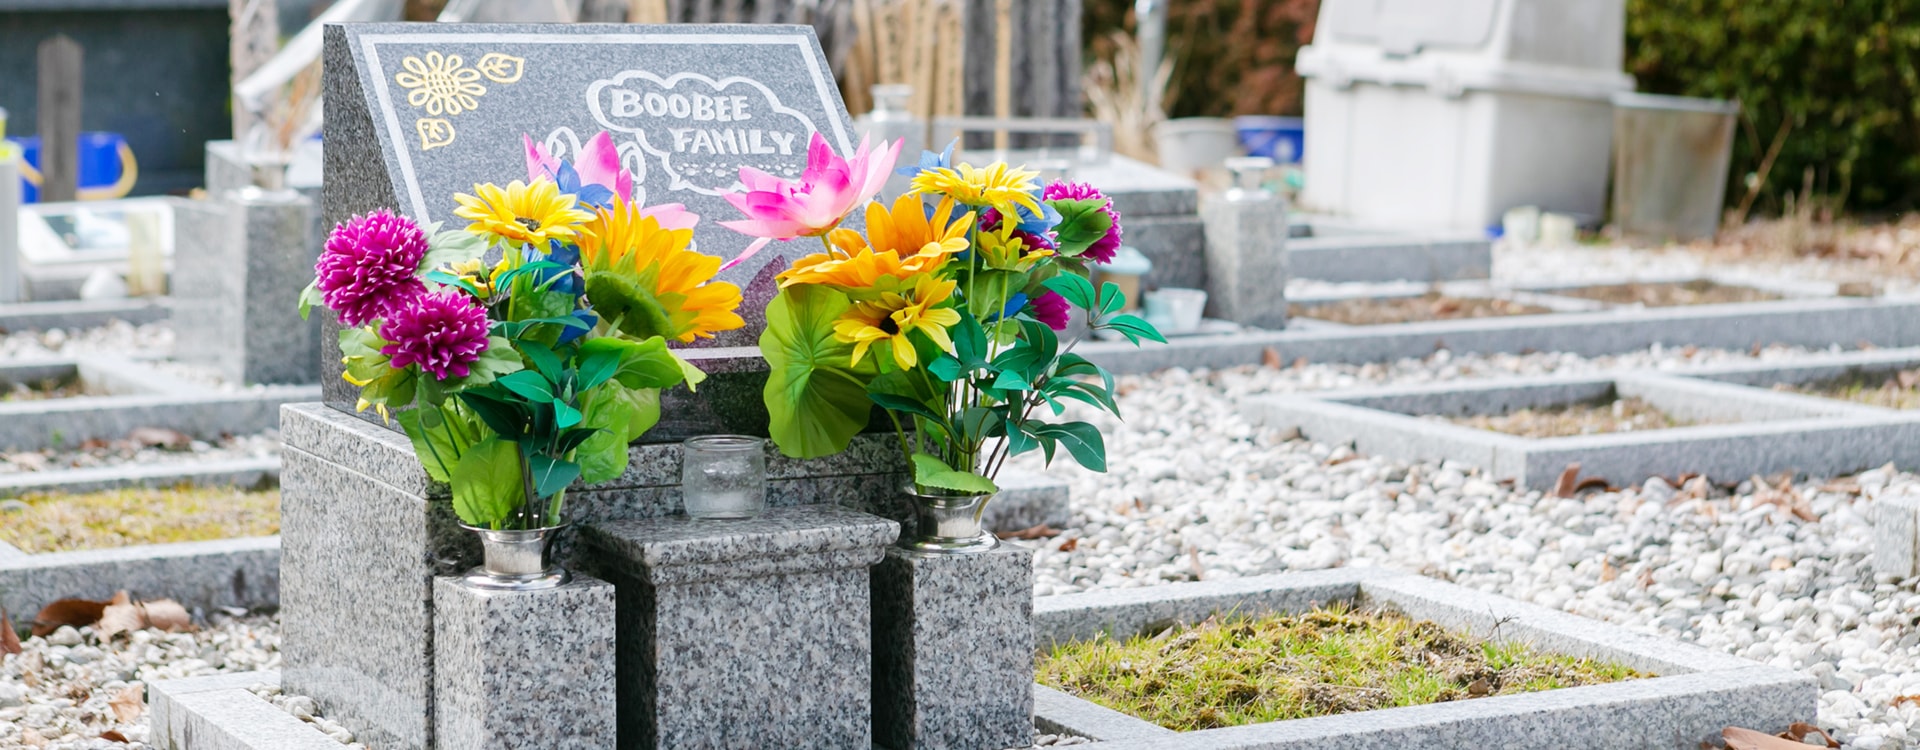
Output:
[{"xmin": 1610, "ymin": 93, "xmax": 1739, "ymax": 243}]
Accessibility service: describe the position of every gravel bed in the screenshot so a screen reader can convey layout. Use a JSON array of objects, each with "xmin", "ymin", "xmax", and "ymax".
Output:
[
  {"xmin": 1289, "ymin": 294, "xmax": 1549, "ymax": 326},
  {"xmin": 0, "ymin": 431, "xmax": 280, "ymax": 478},
  {"xmin": 0, "ymin": 616, "xmax": 280, "ymax": 749},
  {"xmin": 1440, "ymin": 396, "xmax": 1705, "ymax": 438},
  {"xmin": 0, "ymin": 322, "xmax": 172, "ymax": 362},
  {"xmin": 1007, "ymin": 351, "xmax": 1920, "ymax": 748}
]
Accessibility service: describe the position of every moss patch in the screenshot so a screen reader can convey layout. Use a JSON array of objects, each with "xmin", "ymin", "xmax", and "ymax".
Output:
[
  {"xmin": 1441, "ymin": 396, "xmax": 1712, "ymax": 438},
  {"xmin": 1290, "ymin": 294, "xmax": 1549, "ymax": 326},
  {"xmin": 0, "ymin": 485, "xmax": 279, "ymax": 553},
  {"xmin": 0, "ymin": 373, "xmax": 89, "ymax": 402},
  {"xmin": 1037, "ymin": 605, "xmax": 1644, "ymax": 731}
]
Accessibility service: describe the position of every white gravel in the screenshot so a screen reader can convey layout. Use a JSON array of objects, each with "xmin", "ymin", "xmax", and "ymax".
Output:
[
  {"xmin": 1009, "ymin": 350, "xmax": 1920, "ymax": 748},
  {"xmin": 0, "ymin": 432, "xmax": 280, "ymax": 481},
  {"xmin": 0, "ymin": 322, "xmax": 172, "ymax": 362}
]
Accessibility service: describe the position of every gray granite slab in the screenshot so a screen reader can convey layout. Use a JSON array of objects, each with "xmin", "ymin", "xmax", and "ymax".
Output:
[
  {"xmin": 149, "ymin": 671, "xmax": 346, "ymax": 750},
  {"xmin": 1200, "ymin": 192, "xmax": 1288, "ymax": 329},
  {"xmin": 873, "ymin": 544, "xmax": 1035, "ymax": 750},
  {"xmin": 173, "ymin": 188, "xmax": 321, "ymax": 385},
  {"xmin": 0, "ymin": 536, "xmax": 280, "ymax": 618},
  {"xmin": 580, "ymin": 505, "xmax": 896, "ymax": 749},
  {"xmin": 433, "ymin": 575, "xmax": 617, "ymax": 749},
  {"xmin": 1876, "ymin": 492, "xmax": 1920, "ymax": 578}
]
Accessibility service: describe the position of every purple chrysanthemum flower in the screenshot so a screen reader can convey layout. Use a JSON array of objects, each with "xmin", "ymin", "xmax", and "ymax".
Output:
[
  {"xmin": 1031, "ymin": 290, "xmax": 1071, "ymax": 331},
  {"xmin": 378, "ymin": 290, "xmax": 490, "ymax": 380},
  {"xmin": 316, "ymin": 210, "xmax": 429, "ymax": 326},
  {"xmin": 1043, "ymin": 181, "xmax": 1123, "ymax": 264}
]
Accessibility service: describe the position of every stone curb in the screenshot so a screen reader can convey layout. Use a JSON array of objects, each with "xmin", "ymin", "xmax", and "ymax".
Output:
[
  {"xmin": 149, "ymin": 670, "xmax": 346, "ymax": 750},
  {"xmin": 1031, "ymin": 569, "xmax": 1815, "ymax": 749},
  {"xmin": 0, "ymin": 298, "xmax": 169, "ymax": 332},
  {"xmin": 1246, "ymin": 371, "xmax": 1920, "ymax": 489},
  {"xmin": 1080, "ymin": 297, "xmax": 1920, "ymax": 374},
  {"xmin": 1287, "ymin": 231, "xmax": 1492, "ymax": 284},
  {"xmin": 0, "ymin": 536, "xmax": 280, "ymax": 616},
  {"xmin": 0, "ymin": 456, "xmax": 280, "ymax": 497},
  {"xmin": 0, "ymin": 387, "xmax": 317, "ymax": 453}
]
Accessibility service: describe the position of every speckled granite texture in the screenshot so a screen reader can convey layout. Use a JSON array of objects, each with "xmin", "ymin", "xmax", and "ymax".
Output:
[
  {"xmin": 1200, "ymin": 192, "xmax": 1288, "ymax": 329},
  {"xmin": 433, "ymin": 576, "xmax": 617, "ymax": 749},
  {"xmin": 580, "ymin": 505, "xmax": 898, "ymax": 749},
  {"xmin": 872, "ymin": 545, "xmax": 1035, "ymax": 750},
  {"xmin": 174, "ymin": 189, "xmax": 320, "ymax": 385}
]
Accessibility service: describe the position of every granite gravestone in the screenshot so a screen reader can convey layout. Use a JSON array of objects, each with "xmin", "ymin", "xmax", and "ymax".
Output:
[{"xmin": 321, "ymin": 22, "xmax": 862, "ymax": 435}]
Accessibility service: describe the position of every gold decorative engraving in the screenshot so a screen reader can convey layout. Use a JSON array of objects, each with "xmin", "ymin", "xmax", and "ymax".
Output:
[
  {"xmin": 395, "ymin": 51, "xmax": 485, "ymax": 116},
  {"xmin": 476, "ymin": 53, "xmax": 525, "ymax": 84},
  {"xmin": 417, "ymin": 118, "xmax": 456, "ymax": 151}
]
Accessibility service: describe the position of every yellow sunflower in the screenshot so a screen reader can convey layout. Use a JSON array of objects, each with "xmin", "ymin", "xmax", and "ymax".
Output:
[
  {"xmin": 441, "ymin": 258, "xmax": 508, "ymax": 298},
  {"xmin": 577, "ymin": 197, "xmax": 744, "ymax": 342},
  {"xmin": 974, "ymin": 224, "xmax": 1055, "ymax": 273},
  {"xmin": 909, "ymin": 162, "xmax": 1043, "ymax": 219},
  {"xmin": 779, "ymin": 195, "xmax": 973, "ymax": 295},
  {"xmin": 833, "ymin": 274, "xmax": 961, "ymax": 371},
  {"xmin": 452, "ymin": 179, "xmax": 594, "ymax": 246}
]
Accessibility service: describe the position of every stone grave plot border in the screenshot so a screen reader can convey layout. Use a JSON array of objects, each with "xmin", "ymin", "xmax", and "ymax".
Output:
[
  {"xmin": 1030, "ymin": 568, "xmax": 1814, "ymax": 749},
  {"xmin": 1080, "ymin": 297, "xmax": 1920, "ymax": 375},
  {"xmin": 0, "ymin": 536, "xmax": 280, "ymax": 617},
  {"xmin": 150, "ymin": 671, "xmax": 347, "ymax": 750},
  {"xmin": 0, "ymin": 354, "xmax": 316, "ymax": 452},
  {"xmin": 0, "ymin": 298, "xmax": 168, "ymax": 331},
  {"xmin": 1245, "ymin": 370, "xmax": 1920, "ymax": 490},
  {"xmin": 1286, "ymin": 218, "xmax": 1494, "ymax": 284}
]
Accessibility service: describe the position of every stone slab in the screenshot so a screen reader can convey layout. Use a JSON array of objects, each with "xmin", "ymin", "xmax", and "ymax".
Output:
[
  {"xmin": 433, "ymin": 575, "xmax": 617, "ymax": 749},
  {"xmin": 1200, "ymin": 192, "xmax": 1288, "ymax": 329},
  {"xmin": 1875, "ymin": 492, "xmax": 1920, "ymax": 578},
  {"xmin": 1286, "ymin": 229, "xmax": 1493, "ymax": 283},
  {"xmin": 873, "ymin": 544, "xmax": 1035, "ymax": 750},
  {"xmin": 983, "ymin": 469, "xmax": 1072, "ymax": 533},
  {"xmin": 1032, "ymin": 684, "xmax": 1177, "ymax": 742},
  {"xmin": 0, "ymin": 298, "xmax": 168, "ymax": 331},
  {"xmin": 172, "ymin": 188, "xmax": 321, "ymax": 385},
  {"xmin": 0, "ymin": 456, "xmax": 279, "ymax": 497},
  {"xmin": 0, "ymin": 385, "xmax": 317, "ymax": 453},
  {"xmin": 1248, "ymin": 372, "xmax": 1920, "ymax": 490},
  {"xmin": 1078, "ymin": 297, "xmax": 1920, "ymax": 374},
  {"xmin": 580, "ymin": 505, "xmax": 895, "ymax": 749},
  {"xmin": 1032, "ymin": 569, "xmax": 1814, "ymax": 748},
  {"xmin": 149, "ymin": 670, "xmax": 345, "ymax": 750},
  {"xmin": 0, "ymin": 536, "xmax": 279, "ymax": 620}
]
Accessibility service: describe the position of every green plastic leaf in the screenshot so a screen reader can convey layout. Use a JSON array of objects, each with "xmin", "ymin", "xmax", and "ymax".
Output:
[
  {"xmin": 424, "ymin": 269, "xmax": 483, "ymax": 298},
  {"xmin": 910, "ymin": 453, "xmax": 1000, "ymax": 495},
  {"xmin": 458, "ymin": 388, "xmax": 533, "ymax": 440},
  {"xmin": 867, "ymin": 371, "xmax": 945, "ymax": 422},
  {"xmin": 450, "ymin": 437, "xmax": 525, "ymax": 526},
  {"xmin": 1043, "ymin": 272, "xmax": 1097, "ymax": 311},
  {"xmin": 551, "ymin": 399, "xmax": 583, "ymax": 429},
  {"xmin": 575, "ymin": 348, "xmax": 623, "ymax": 392},
  {"xmin": 420, "ymin": 228, "xmax": 489, "ymax": 274},
  {"xmin": 297, "ymin": 281, "xmax": 324, "ymax": 320},
  {"xmin": 497, "ymin": 370, "xmax": 555, "ymax": 403},
  {"xmin": 1049, "ymin": 198, "xmax": 1114, "ymax": 258},
  {"xmin": 1101, "ymin": 313, "xmax": 1169, "ymax": 345},
  {"xmin": 575, "ymin": 387, "xmax": 633, "ymax": 483},
  {"xmin": 760, "ymin": 285, "xmax": 877, "ymax": 458},
  {"xmin": 1034, "ymin": 421, "xmax": 1107, "ymax": 472},
  {"xmin": 518, "ymin": 341, "xmax": 565, "ymax": 383},
  {"xmin": 584, "ymin": 271, "xmax": 676, "ymax": 340},
  {"xmin": 431, "ymin": 336, "xmax": 525, "ymax": 394},
  {"xmin": 577, "ymin": 337, "xmax": 685, "ymax": 390},
  {"xmin": 526, "ymin": 454, "xmax": 581, "ymax": 499},
  {"xmin": 396, "ymin": 404, "xmax": 487, "ymax": 483}
]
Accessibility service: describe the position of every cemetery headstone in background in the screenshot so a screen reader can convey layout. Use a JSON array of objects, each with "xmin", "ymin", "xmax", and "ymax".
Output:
[{"xmin": 321, "ymin": 22, "xmax": 860, "ymax": 437}]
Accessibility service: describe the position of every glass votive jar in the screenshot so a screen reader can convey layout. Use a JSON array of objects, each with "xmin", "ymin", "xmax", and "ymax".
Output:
[{"xmin": 681, "ymin": 435, "xmax": 766, "ymax": 519}]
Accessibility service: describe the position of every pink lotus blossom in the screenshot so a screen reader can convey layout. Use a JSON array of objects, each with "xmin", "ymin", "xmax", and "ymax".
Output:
[
  {"xmin": 524, "ymin": 131, "xmax": 634, "ymax": 202},
  {"xmin": 637, "ymin": 202, "xmax": 700, "ymax": 231},
  {"xmin": 717, "ymin": 133, "xmax": 900, "ymax": 271}
]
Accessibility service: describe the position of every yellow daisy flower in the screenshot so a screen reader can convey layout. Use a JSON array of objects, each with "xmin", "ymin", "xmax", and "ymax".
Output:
[
  {"xmin": 452, "ymin": 179, "xmax": 594, "ymax": 246},
  {"xmin": 833, "ymin": 274, "xmax": 961, "ymax": 371},
  {"xmin": 779, "ymin": 195, "xmax": 973, "ymax": 295},
  {"xmin": 442, "ymin": 258, "xmax": 508, "ymax": 298},
  {"xmin": 975, "ymin": 225, "xmax": 1055, "ymax": 273},
  {"xmin": 909, "ymin": 162, "xmax": 1043, "ymax": 219},
  {"xmin": 577, "ymin": 197, "xmax": 744, "ymax": 342}
]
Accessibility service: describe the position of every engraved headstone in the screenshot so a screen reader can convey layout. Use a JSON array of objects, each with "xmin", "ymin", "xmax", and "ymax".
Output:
[{"xmin": 322, "ymin": 22, "xmax": 862, "ymax": 432}]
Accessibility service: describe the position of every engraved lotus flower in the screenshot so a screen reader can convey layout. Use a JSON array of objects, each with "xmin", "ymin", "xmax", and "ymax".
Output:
[{"xmin": 395, "ymin": 51, "xmax": 486, "ymax": 117}]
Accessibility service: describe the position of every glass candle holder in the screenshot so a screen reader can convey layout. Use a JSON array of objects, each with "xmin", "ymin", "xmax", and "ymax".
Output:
[{"xmin": 681, "ymin": 435, "xmax": 767, "ymax": 519}]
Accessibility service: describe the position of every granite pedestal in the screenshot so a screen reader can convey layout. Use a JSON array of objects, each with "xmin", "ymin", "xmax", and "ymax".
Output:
[
  {"xmin": 433, "ymin": 575, "xmax": 617, "ymax": 749},
  {"xmin": 580, "ymin": 505, "xmax": 899, "ymax": 749},
  {"xmin": 172, "ymin": 188, "xmax": 319, "ymax": 385},
  {"xmin": 279, "ymin": 403, "xmax": 905, "ymax": 750},
  {"xmin": 0, "ymin": 150, "xmax": 20, "ymax": 303},
  {"xmin": 873, "ymin": 544, "xmax": 1035, "ymax": 750},
  {"xmin": 1200, "ymin": 190, "xmax": 1288, "ymax": 329}
]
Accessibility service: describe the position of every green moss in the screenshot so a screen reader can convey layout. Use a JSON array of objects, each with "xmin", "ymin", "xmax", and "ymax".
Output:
[
  {"xmin": 1037, "ymin": 605, "xmax": 1645, "ymax": 731},
  {"xmin": 0, "ymin": 485, "xmax": 279, "ymax": 553}
]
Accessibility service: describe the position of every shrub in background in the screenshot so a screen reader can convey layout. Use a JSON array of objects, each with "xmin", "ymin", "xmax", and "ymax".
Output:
[{"xmin": 1083, "ymin": 0, "xmax": 1320, "ymax": 119}]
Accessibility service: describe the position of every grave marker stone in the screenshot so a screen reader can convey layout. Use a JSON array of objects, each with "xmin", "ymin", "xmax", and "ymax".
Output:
[
  {"xmin": 321, "ymin": 22, "xmax": 861, "ymax": 433},
  {"xmin": 36, "ymin": 36, "xmax": 83, "ymax": 204}
]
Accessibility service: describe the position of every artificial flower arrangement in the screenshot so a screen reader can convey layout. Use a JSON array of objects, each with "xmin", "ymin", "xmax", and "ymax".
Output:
[
  {"xmin": 300, "ymin": 132, "xmax": 744, "ymax": 533},
  {"xmin": 720, "ymin": 135, "xmax": 1162, "ymax": 535}
]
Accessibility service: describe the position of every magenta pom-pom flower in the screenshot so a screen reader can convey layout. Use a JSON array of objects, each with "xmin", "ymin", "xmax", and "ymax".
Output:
[
  {"xmin": 378, "ymin": 290, "xmax": 491, "ymax": 380},
  {"xmin": 316, "ymin": 210, "xmax": 429, "ymax": 327},
  {"xmin": 1042, "ymin": 181, "xmax": 1123, "ymax": 265},
  {"xmin": 1031, "ymin": 290, "xmax": 1071, "ymax": 331}
]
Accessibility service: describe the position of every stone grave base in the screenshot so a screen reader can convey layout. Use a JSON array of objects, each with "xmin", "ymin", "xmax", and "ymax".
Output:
[
  {"xmin": 0, "ymin": 354, "xmax": 314, "ymax": 453},
  {"xmin": 1031, "ymin": 568, "xmax": 1815, "ymax": 748},
  {"xmin": 150, "ymin": 672, "xmax": 348, "ymax": 750},
  {"xmin": 1248, "ymin": 358, "xmax": 1920, "ymax": 490},
  {"xmin": 1287, "ymin": 218, "xmax": 1493, "ymax": 284},
  {"xmin": 0, "ymin": 536, "xmax": 279, "ymax": 616}
]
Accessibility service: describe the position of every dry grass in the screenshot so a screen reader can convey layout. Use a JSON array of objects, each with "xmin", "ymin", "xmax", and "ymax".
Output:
[
  {"xmin": 0, "ymin": 485, "xmax": 279, "ymax": 553},
  {"xmin": 0, "ymin": 374, "xmax": 90, "ymax": 402},
  {"xmin": 1554, "ymin": 280, "xmax": 1780, "ymax": 307},
  {"xmin": 1444, "ymin": 396, "xmax": 1710, "ymax": 438},
  {"xmin": 1687, "ymin": 215, "xmax": 1920, "ymax": 280},
  {"xmin": 1783, "ymin": 369, "xmax": 1920, "ymax": 410},
  {"xmin": 1038, "ymin": 605, "xmax": 1643, "ymax": 731},
  {"xmin": 1290, "ymin": 294, "xmax": 1550, "ymax": 326}
]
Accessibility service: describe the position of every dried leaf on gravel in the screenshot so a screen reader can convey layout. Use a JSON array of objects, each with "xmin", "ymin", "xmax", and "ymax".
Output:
[
  {"xmin": 1262, "ymin": 347, "xmax": 1282, "ymax": 369},
  {"xmin": 1553, "ymin": 463, "xmax": 1581, "ymax": 498},
  {"xmin": 127, "ymin": 426, "xmax": 191, "ymax": 450},
  {"xmin": 96, "ymin": 603, "xmax": 144, "ymax": 639},
  {"xmin": 1723, "ymin": 724, "xmax": 1836, "ymax": 749},
  {"xmin": 1782, "ymin": 722, "xmax": 1839, "ymax": 747},
  {"xmin": 143, "ymin": 599, "xmax": 191, "ymax": 631},
  {"xmin": 99, "ymin": 731, "xmax": 129, "ymax": 742},
  {"xmin": 998, "ymin": 525, "xmax": 1062, "ymax": 540},
  {"xmin": 108, "ymin": 683, "xmax": 144, "ymax": 722},
  {"xmin": 1, "ymin": 607, "xmax": 20, "ymax": 657},
  {"xmin": 31, "ymin": 597, "xmax": 109, "ymax": 636}
]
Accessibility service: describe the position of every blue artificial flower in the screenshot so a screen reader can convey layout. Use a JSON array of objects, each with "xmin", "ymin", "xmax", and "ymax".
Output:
[
  {"xmin": 985, "ymin": 292, "xmax": 1030, "ymax": 323},
  {"xmin": 557, "ymin": 307, "xmax": 598, "ymax": 345},
  {"xmin": 895, "ymin": 139, "xmax": 958, "ymax": 179},
  {"xmin": 527, "ymin": 240, "xmax": 585, "ymax": 296},
  {"xmin": 554, "ymin": 162, "xmax": 615, "ymax": 210}
]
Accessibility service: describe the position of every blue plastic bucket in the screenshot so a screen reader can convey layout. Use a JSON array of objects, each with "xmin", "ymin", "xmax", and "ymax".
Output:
[
  {"xmin": 1234, "ymin": 116, "xmax": 1304, "ymax": 164},
  {"xmin": 8, "ymin": 132, "xmax": 136, "ymax": 203}
]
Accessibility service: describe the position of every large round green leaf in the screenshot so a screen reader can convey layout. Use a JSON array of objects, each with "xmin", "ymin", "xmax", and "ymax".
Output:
[{"xmin": 760, "ymin": 285, "xmax": 878, "ymax": 458}]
